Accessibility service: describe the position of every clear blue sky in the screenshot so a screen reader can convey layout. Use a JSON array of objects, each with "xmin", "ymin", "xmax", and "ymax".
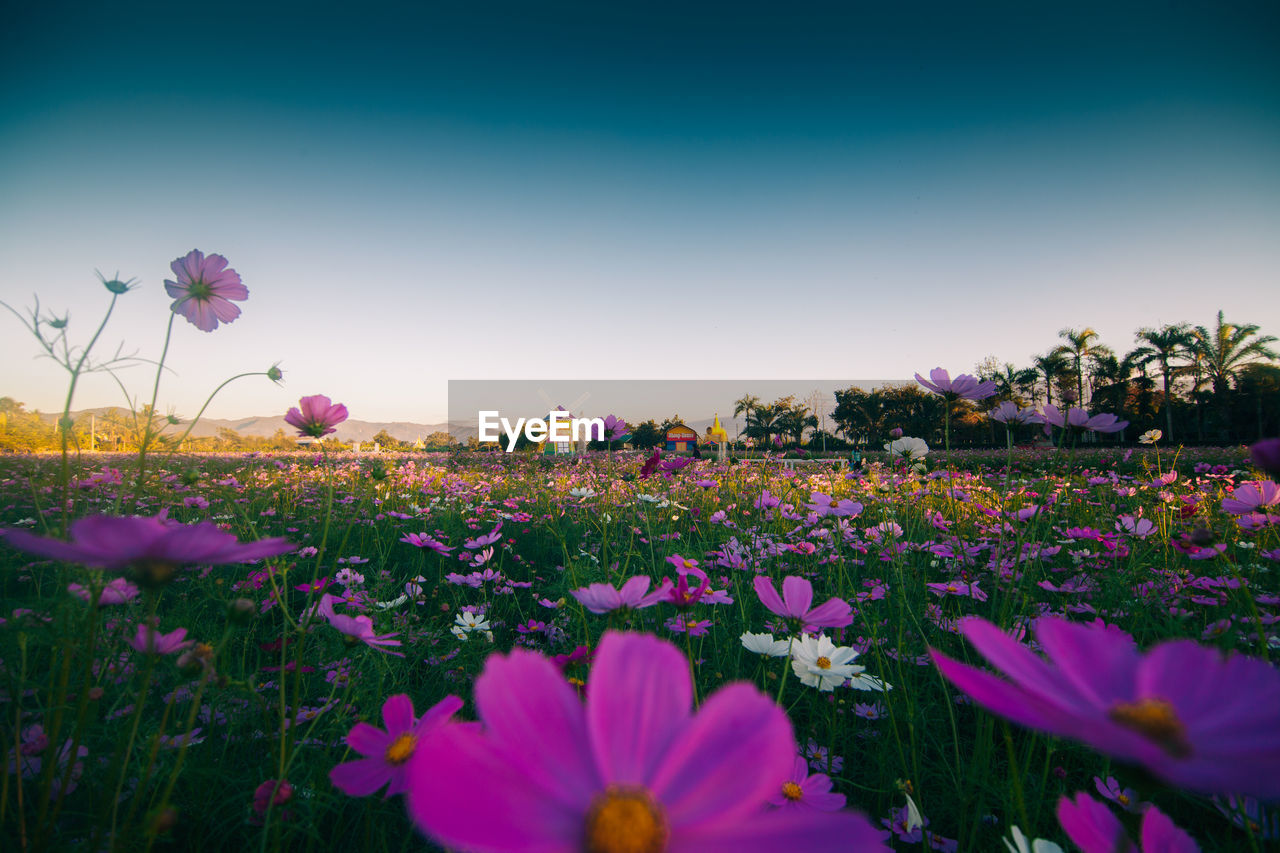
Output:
[{"xmin": 2, "ymin": 1, "xmax": 1277, "ymax": 423}]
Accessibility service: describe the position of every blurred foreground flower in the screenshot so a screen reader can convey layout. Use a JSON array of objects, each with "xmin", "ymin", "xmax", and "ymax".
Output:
[
  {"xmin": 406, "ymin": 631, "xmax": 889, "ymax": 852},
  {"xmin": 1056, "ymin": 792, "xmax": 1198, "ymax": 852},
  {"xmin": 164, "ymin": 249, "xmax": 247, "ymax": 332},
  {"xmin": 914, "ymin": 367, "xmax": 997, "ymax": 401},
  {"xmin": 285, "ymin": 394, "xmax": 349, "ymax": 438},
  {"xmin": 3, "ymin": 515, "xmax": 293, "ymax": 584},
  {"xmin": 930, "ymin": 616, "xmax": 1280, "ymax": 799}
]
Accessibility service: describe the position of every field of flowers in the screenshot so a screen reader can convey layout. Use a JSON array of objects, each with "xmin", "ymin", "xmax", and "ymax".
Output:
[
  {"xmin": 2, "ymin": 433, "xmax": 1278, "ymax": 852},
  {"xmin": 3, "ymin": 253, "xmax": 1279, "ymax": 852}
]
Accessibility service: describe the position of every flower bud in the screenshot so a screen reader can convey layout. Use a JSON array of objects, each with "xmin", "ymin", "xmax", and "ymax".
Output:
[{"xmin": 267, "ymin": 364, "xmax": 284, "ymax": 383}]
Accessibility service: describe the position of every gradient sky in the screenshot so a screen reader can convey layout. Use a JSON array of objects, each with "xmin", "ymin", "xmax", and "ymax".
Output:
[{"xmin": 2, "ymin": 1, "xmax": 1278, "ymax": 423}]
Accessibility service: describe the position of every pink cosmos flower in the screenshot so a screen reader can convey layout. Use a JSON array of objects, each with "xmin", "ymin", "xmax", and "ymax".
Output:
[
  {"xmin": 1221, "ymin": 480, "xmax": 1280, "ymax": 515},
  {"xmin": 639, "ymin": 448, "xmax": 661, "ymax": 478},
  {"xmin": 1041, "ymin": 405, "xmax": 1129, "ymax": 434},
  {"xmin": 768, "ymin": 756, "xmax": 847, "ymax": 812},
  {"xmin": 1249, "ymin": 437, "xmax": 1280, "ymax": 479},
  {"xmin": 988, "ymin": 401, "xmax": 1045, "ymax": 425},
  {"xmin": 68, "ymin": 577, "xmax": 139, "ymax": 606},
  {"xmin": 914, "ymin": 368, "xmax": 997, "ymax": 401},
  {"xmin": 753, "ymin": 575, "xmax": 853, "ymax": 631},
  {"xmin": 400, "ymin": 532, "xmax": 454, "ymax": 555},
  {"xmin": 930, "ymin": 616, "xmax": 1280, "ymax": 799},
  {"xmin": 3, "ymin": 515, "xmax": 293, "ymax": 575},
  {"xmin": 330, "ymin": 694, "xmax": 463, "ymax": 798},
  {"xmin": 127, "ymin": 622, "xmax": 193, "ymax": 655},
  {"xmin": 284, "ymin": 394, "xmax": 349, "ymax": 438},
  {"xmin": 806, "ymin": 492, "xmax": 863, "ymax": 518},
  {"xmin": 327, "ymin": 611, "xmax": 404, "ymax": 656},
  {"xmin": 406, "ymin": 631, "xmax": 888, "ymax": 852},
  {"xmin": 464, "ymin": 522, "xmax": 503, "ymax": 550},
  {"xmin": 1056, "ymin": 792, "xmax": 1198, "ymax": 853},
  {"xmin": 164, "ymin": 250, "xmax": 247, "ymax": 332},
  {"xmin": 571, "ymin": 576, "xmax": 674, "ymax": 614}
]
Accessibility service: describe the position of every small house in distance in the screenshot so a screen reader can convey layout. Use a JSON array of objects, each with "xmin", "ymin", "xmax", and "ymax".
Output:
[{"xmin": 664, "ymin": 422, "xmax": 698, "ymax": 453}]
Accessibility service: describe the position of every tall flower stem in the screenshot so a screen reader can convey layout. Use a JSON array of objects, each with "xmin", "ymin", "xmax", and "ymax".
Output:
[{"xmin": 134, "ymin": 312, "xmax": 177, "ymax": 501}]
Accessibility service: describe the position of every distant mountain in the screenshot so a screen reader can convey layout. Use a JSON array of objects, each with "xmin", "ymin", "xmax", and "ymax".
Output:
[{"xmin": 40, "ymin": 409, "xmax": 449, "ymax": 443}]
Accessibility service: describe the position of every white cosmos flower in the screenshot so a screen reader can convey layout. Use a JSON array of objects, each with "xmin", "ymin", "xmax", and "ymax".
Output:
[
  {"xmin": 790, "ymin": 634, "xmax": 862, "ymax": 692},
  {"xmin": 454, "ymin": 611, "xmax": 490, "ymax": 633},
  {"xmin": 847, "ymin": 671, "xmax": 892, "ymax": 692},
  {"xmin": 884, "ymin": 436, "xmax": 929, "ymax": 461},
  {"xmin": 374, "ymin": 594, "xmax": 409, "ymax": 610},
  {"xmin": 1004, "ymin": 826, "xmax": 1065, "ymax": 853},
  {"xmin": 1138, "ymin": 429, "xmax": 1163, "ymax": 445},
  {"xmin": 569, "ymin": 487, "xmax": 597, "ymax": 499},
  {"xmin": 740, "ymin": 632, "xmax": 791, "ymax": 658}
]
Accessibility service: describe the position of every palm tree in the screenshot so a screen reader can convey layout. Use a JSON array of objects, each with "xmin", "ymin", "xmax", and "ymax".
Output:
[
  {"xmin": 1056, "ymin": 327, "xmax": 1111, "ymax": 407},
  {"xmin": 1188, "ymin": 312, "xmax": 1279, "ymax": 440},
  {"xmin": 1031, "ymin": 350, "xmax": 1070, "ymax": 409},
  {"xmin": 1131, "ymin": 323, "xmax": 1192, "ymax": 439},
  {"xmin": 732, "ymin": 393, "xmax": 759, "ymax": 444},
  {"xmin": 981, "ymin": 363, "xmax": 1039, "ymax": 405},
  {"xmin": 776, "ymin": 405, "xmax": 818, "ymax": 446},
  {"xmin": 744, "ymin": 404, "xmax": 781, "ymax": 449}
]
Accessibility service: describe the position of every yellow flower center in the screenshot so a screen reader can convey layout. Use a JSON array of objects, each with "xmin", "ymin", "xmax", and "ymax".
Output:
[
  {"xmin": 584, "ymin": 787, "xmax": 668, "ymax": 853},
  {"xmin": 781, "ymin": 781, "xmax": 804, "ymax": 801},
  {"xmin": 815, "ymin": 656, "xmax": 832, "ymax": 669},
  {"xmin": 384, "ymin": 732, "xmax": 418, "ymax": 766},
  {"xmin": 1107, "ymin": 697, "xmax": 1192, "ymax": 758}
]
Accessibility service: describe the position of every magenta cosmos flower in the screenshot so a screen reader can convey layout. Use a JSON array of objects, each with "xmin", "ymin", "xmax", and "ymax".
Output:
[
  {"xmin": 164, "ymin": 250, "xmax": 247, "ymax": 332},
  {"xmin": 914, "ymin": 368, "xmax": 997, "ymax": 401},
  {"xmin": 284, "ymin": 394, "xmax": 349, "ymax": 438},
  {"xmin": 931, "ymin": 616, "xmax": 1280, "ymax": 799},
  {"xmin": 1041, "ymin": 405, "xmax": 1129, "ymax": 434},
  {"xmin": 330, "ymin": 694, "xmax": 463, "ymax": 798},
  {"xmin": 572, "ymin": 576, "xmax": 674, "ymax": 614},
  {"xmin": 406, "ymin": 631, "xmax": 888, "ymax": 853},
  {"xmin": 767, "ymin": 756, "xmax": 847, "ymax": 812},
  {"xmin": 1221, "ymin": 480, "xmax": 1280, "ymax": 515},
  {"xmin": 1056, "ymin": 792, "xmax": 1198, "ymax": 853},
  {"xmin": 753, "ymin": 575, "xmax": 853, "ymax": 631},
  {"xmin": 3, "ymin": 515, "xmax": 293, "ymax": 579}
]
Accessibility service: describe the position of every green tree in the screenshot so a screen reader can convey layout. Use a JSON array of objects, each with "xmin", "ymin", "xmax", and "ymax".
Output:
[
  {"xmin": 1131, "ymin": 323, "xmax": 1193, "ymax": 440},
  {"xmin": 1056, "ymin": 327, "xmax": 1111, "ymax": 407},
  {"xmin": 1189, "ymin": 311, "xmax": 1279, "ymax": 440}
]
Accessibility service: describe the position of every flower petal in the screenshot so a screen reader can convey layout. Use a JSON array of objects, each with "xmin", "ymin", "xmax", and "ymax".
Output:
[
  {"xmin": 586, "ymin": 631, "xmax": 691, "ymax": 786},
  {"xmin": 649, "ymin": 682, "xmax": 794, "ymax": 829}
]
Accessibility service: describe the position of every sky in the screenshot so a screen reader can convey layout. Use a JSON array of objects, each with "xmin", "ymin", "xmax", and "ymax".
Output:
[{"xmin": 2, "ymin": 1, "xmax": 1278, "ymax": 424}]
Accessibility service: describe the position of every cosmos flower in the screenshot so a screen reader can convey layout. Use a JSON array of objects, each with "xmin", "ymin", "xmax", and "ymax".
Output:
[
  {"xmin": 753, "ymin": 576, "xmax": 853, "ymax": 631},
  {"xmin": 127, "ymin": 622, "xmax": 193, "ymax": 656},
  {"xmin": 571, "ymin": 576, "xmax": 673, "ymax": 614},
  {"xmin": 1138, "ymin": 429, "xmax": 1162, "ymax": 445},
  {"xmin": 768, "ymin": 756, "xmax": 847, "ymax": 812},
  {"xmin": 164, "ymin": 249, "xmax": 247, "ymax": 332},
  {"xmin": 741, "ymin": 632, "xmax": 792, "ymax": 657},
  {"xmin": 400, "ymin": 532, "xmax": 454, "ymax": 555},
  {"xmin": 1056, "ymin": 792, "xmax": 1198, "ymax": 853},
  {"xmin": 806, "ymin": 492, "xmax": 863, "ymax": 519},
  {"xmin": 1041, "ymin": 406, "xmax": 1129, "ymax": 434},
  {"xmin": 1220, "ymin": 480, "xmax": 1280, "ymax": 515},
  {"xmin": 930, "ymin": 616, "xmax": 1280, "ymax": 799},
  {"xmin": 284, "ymin": 394, "xmax": 349, "ymax": 438},
  {"xmin": 914, "ymin": 368, "xmax": 997, "ymax": 401},
  {"xmin": 988, "ymin": 401, "xmax": 1045, "ymax": 425},
  {"xmin": 1249, "ymin": 437, "xmax": 1280, "ymax": 479},
  {"xmin": 884, "ymin": 436, "xmax": 929, "ymax": 462},
  {"xmin": 406, "ymin": 631, "xmax": 889, "ymax": 852},
  {"xmin": 330, "ymin": 694, "xmax": 463, "ymax": 798},
  {"xmin": 3, "ymin": 515, "xmax": 293, "ymax": 582},
  {"xmin": 790, "ymin": 634, "xmax": 862, "ymax": 692},
  {"xmin": 327, "ymin": 611, "xmax": 404, "ymax": 656}
]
